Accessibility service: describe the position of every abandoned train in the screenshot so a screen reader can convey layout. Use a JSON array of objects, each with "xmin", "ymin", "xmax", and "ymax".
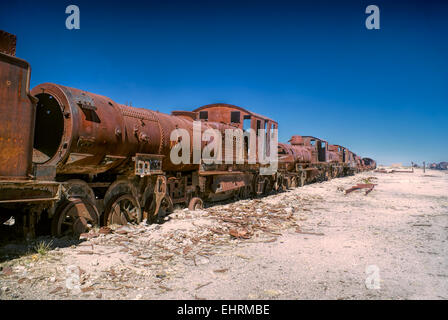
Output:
[{"xmin": 0, "ymin": 31, "xmax": 376, "ymax": 238}]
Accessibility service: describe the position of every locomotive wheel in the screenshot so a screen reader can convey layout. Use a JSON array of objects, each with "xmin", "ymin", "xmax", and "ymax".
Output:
[
  {"xmin": 158, "ymin": 195, "xmax": 174, "ymax": 215},
  {"xmin": 188, "ymin": 197, "xmax": 204, "ymax": 210},
  {"xmin": 298, "ymin": 171, "xmax": 306, "ymax": 187},
  {"xmin": 143, "ymin": 195, "xmax": 157, "ymax": 224},
  {"xmin": 238, "ymin": 185, "xmax": 253, "ymax": 199},
  {"xmin": 334, "ymin": 167, "xmax": 339, "ymax": 178},
  {"xmin": 103, "ymin": 194, "xmax": 142, "ymax": 226},
  {"xmin": 283, "ymin": 177, "xmax": 291, "ymax": 190},
  {"xmin": 246, "ymin": 184, "xmax": 254, "ymax": 198},
  {"xmin": 63, "ymin": 179, "xmax": 96, "ymax": 204},
  {"xmin": 254, "ymin": 175, "xmax": 273, "ymax": 196},
  {"xmin": 51, "ymin": 197, "xmax": 99, "ymax": 237},
  {"xmin": 145, "ymin": 194, "xmax": 174, "ymax": 223},
  {"xmin": 264, "ymin": 177, "xmax": 273, "ymax": 194},
  {"xmin": 290, "ymin": 176, "xmax": 298, "ymax": 188},
  {"xmin": 274, "ymin": 174, "xmax": 284, "ymax": 192},
  {"xmin": 253, "ymin": 175, "xmax": 266, "ymax": 196},
  {"xmin": 327, "ymin": 168, "xmax": 333, "ymax": 180},
  {"xmin": 330, "ymin": 166, "xmax": 337, "ymax": 179}
]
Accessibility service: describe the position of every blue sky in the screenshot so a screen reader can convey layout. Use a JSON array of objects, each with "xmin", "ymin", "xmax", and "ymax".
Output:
[{"xmin": 1, "ymin": 0, "xmax": 447, "ymax": 165}]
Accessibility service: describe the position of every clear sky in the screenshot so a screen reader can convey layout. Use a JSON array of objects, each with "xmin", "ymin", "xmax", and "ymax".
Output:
[{"xmin": 1, "ymin": 0, "xmax": 447, "ymax": 165}]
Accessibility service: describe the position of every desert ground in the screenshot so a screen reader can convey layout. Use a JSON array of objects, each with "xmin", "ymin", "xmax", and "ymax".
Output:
[{"xmin": 0, "ymin": 168, "xmax": 447, "ymax": 300}]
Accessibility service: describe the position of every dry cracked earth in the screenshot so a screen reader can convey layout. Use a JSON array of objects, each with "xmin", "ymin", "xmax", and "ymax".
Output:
[{"xmin": 0, "ymin": 168, "xmax": 447, "ymax": 300}]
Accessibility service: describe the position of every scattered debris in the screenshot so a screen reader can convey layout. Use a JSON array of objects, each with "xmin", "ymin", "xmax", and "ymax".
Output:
[
  {"xmin": 362, "ymin": 177, "xmax": 378, "ymax": 184},
  {"xmin": 344, "ymin": 183, "xmax": 376, "ymax": 195},
  {"xmin": 80, "ymin": 233, "xmax": 99, "ymax": 240},
  {"xmin": 375, "ymin": 169, "xmax": 414, "ymax": 174},
  {"xmin": 229, "ymin": 228, "xmax": 251, "ymax": 239},
  {"xmin": 99, "ymin": 227, "xmax": 112, "ymax": 235},
  {"xmin": 81, "ymin": 286, "xmax": 94, "ymax": 293},
  {"xmin": 196, "ymin": 281, "xmax": 212, "ymax": 290},
  {"xmin": 159, "ymin": 285, "xmax": 173, "ymax": 291},
  {"xmin": 295, "ymin": 227, "xmax": 325, "ymax": 236},
  {"xmin": 49, "ymin": 286, "xmax": 63, "ymax": 294},
  {"xmin": 1, "ymin": 169, "xmax": 447, "ymax": 300}
]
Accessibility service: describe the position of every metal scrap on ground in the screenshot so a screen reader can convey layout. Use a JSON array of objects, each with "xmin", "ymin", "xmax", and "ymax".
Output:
[
  {"xmin": 344, "ymin": 183, "xmax": 376, "ymax": 195},
  {"xmin": 375, "ymin": 169, "xmax": 414, "ymax": 174}
]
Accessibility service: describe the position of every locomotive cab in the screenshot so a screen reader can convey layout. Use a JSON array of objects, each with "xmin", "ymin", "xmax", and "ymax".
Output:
[
  {"xmin": 193, "ymin": 103, "xmax": 278, "ymax": 163},
  {"xmin": 302, "ymin": 136, "xmax": 328, "ymax": 163}
]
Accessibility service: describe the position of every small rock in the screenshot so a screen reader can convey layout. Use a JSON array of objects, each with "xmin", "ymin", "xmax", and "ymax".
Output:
[{"xmin": 49, "ymin": 276, "xmax": 56, "ymax": 283}]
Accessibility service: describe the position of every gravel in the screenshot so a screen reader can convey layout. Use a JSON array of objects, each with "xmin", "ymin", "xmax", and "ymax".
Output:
[{"xmin": 0, "ymin": 168, "xmax": 447, "ymax": 300}]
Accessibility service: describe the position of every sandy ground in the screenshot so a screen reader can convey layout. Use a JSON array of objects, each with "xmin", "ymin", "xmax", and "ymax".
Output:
[{"xmin": 0, "ymin": 168, "xmax": 447, "ymax": 300}]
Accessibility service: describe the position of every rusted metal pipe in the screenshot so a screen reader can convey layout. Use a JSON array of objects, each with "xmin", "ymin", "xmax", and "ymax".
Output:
[{"xmin": 344, "ymin": 183, "xmax": 376, "ymax": 195}]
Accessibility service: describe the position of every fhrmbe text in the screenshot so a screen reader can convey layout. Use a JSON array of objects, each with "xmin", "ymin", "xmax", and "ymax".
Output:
[
  {"xmin": 177, "ymin": 304, "xmax": 270, "ymax": 317},
  {"xmin": 222, "ymin": 304, "xmax": 270, "ymax": 315},
  {"xmin": 169, "ymin": 121, "xmax": 278, "ymax": 175}
]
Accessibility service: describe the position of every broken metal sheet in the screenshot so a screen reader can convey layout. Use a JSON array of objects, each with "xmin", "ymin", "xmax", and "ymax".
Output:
[{"xmin": 344, "ymin": 183, "xmax": 376, "ymax": 195}]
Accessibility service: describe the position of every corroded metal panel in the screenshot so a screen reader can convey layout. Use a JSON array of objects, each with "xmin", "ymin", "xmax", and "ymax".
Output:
[
  {"xmin": 0, "ymin": 50, "xmax": 36, "ymax": 179},
  {"xmin": 0, "ymin": 30, "xmax": 16, "ymax": 56}
]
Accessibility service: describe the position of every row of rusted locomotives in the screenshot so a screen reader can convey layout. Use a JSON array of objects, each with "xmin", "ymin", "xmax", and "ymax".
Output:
[
  {"xmin": 277, "ymin": 136, "xmax": 376, "ymax": 189},
  {"xmin": 0, "ymin": 31, "xmax": 375, "ymax": 239}
]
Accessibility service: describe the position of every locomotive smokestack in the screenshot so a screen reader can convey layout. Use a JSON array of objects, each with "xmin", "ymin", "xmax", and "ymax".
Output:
[{"xmin": 0, "ymin": 30, "xmax": 17, "ymax": 56}]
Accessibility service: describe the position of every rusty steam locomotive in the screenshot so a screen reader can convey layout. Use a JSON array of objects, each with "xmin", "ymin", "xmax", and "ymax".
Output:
[{"xmin": 0, "ymin": 31, "xmax": 376, "ymax": 239}]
